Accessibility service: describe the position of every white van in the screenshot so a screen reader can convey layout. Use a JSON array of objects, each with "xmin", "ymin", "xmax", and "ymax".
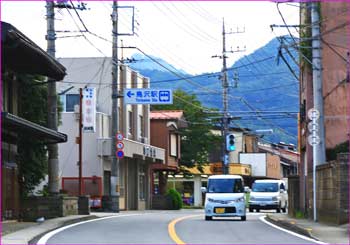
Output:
[
  {"xmin": 248, "ymin": 179, "xmax": 288, "ymax": 213},
  {"xmin": 201, "ymin": 175, "xmax": 246, "ymax": 221}
]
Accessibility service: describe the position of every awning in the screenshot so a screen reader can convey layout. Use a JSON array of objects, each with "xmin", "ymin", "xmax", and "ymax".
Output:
[
  {"xmin": 151, "ymin": 163, "xmax": 178, "ymax": 172},
  {"xmin": 2, "ymin": 112, "xmax": 67, "ymax": 144},
  {"xmin": 1, "ymin": 21, "xmax": 66, "ymax": 80}
]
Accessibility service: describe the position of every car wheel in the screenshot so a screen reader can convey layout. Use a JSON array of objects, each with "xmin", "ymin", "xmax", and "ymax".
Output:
[
  {"xmin": 241, "ymin": 216, "xmax": 246, "ymax": 221},
  {"xmin": 276, "ymin": 203, "xmax": 281, "ymax": 213},
  {"xmin": 282, "ymin": 203, "xmax": 287, "ymax": 213},
  {"xmin": 249, "ymin": 208, "xmax": 253, "ymax": 212},
  {"xmin": 205, "ymin": 216, "xmax": 212, "ymax": 221},
  {"xmin": 256, "ymin": 209, "xmax": 260, "ymax": 213}
]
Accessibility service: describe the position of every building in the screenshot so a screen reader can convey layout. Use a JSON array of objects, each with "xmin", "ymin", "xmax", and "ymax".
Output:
[
  {"xmin": 298, "ymin": 2, "xmax": 349, "ymax": 222},
  {"xmin": 1, "ymin": 21, "xmax": 67, "ymax": 219},
  {"xmin": 149, "ymin": 110, "xmax": 186, "ymax": 207},
  {"xmin": 57, "ymin": 58, "xmax": 165, "ymax": 210}
]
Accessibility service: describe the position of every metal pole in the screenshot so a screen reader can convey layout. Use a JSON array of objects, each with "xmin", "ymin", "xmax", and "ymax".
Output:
[
  {"xmin": 110, "ymin": 0, "xmax": 119, "ymax": 212},
  {"xmin": 311, "ymin": 2, "xmax": 326, "ymax": 166},
  {"xmin": 79, "ymin": 88, "xmax": 83, "ymax": 196},
  {"xmin": 222, "ymin": 19, "xmax": 229, "ymax": 175},
  {"xmin": 311, "ymin": 1, "xmax": 325, "ymax": 222},
  {"xmin": 46, "ymin": 1, "xmax": 59, "ymax": 194}
]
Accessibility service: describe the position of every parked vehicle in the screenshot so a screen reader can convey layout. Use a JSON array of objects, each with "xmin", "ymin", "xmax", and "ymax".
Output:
[
  {"xmin": 248, "ymin": 179, "xmax": 288, "ymax": 213},
  {"xmin": 201, "ymin": 175, "xmax": 247, "ymax": 221}
]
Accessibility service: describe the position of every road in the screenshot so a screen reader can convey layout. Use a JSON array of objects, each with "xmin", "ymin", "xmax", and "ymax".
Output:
[{"xmin": 37, "ymin": 210, "xmax": 319, "ymax": 244}]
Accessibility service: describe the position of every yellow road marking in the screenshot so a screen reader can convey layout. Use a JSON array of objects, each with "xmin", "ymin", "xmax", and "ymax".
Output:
[{"xmin": 168, "ymin": 214, "xmax": 202, "ymax": 244}]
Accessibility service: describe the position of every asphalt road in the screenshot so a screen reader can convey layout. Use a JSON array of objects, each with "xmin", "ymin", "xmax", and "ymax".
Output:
[{"xmin": 37, "ymin": 210, "xmax": 319, "ymax": 244}]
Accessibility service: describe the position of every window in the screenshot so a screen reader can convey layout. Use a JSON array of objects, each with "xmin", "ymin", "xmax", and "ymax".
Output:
[
  {"xmin": 207, "ymin": 179, "xmax": 243, "ymax": 193},
  {"xmin": 170, "ymin": 133, "xmax": 177, "ymax": 157},
  {"xmin": 128, "ymin": 111, "xmax": 133, "ymax": 135},
  {"xmin": 139, "ymin": 115, "xmax": 144, "ymax": 138},
  {"xmin": 65, "ymin": 94, "xmax": 79, "ymax": 112}
]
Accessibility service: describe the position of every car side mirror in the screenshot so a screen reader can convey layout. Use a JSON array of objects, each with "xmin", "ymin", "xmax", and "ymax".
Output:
[
  {"xmin": 244, "ymin": 186, "xmax": 250, "ymax": 193},
  {"xmin": 201, "ymin": 187, "xmax": 207, "ymax": 193}
]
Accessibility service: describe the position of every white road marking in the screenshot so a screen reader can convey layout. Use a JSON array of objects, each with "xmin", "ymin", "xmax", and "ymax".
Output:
[
  {"xmin": 37, "ymin": 214, "xmax": 143, "ymax": 244},
  {"xmin": 259, "ymin": 216, "xmax": 328, "ymax": 245}
]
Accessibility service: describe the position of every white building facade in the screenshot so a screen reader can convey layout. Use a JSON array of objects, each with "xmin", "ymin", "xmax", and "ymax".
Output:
[{"xmin": 57, "ymin": 57, "xmax": 165, "ymax": 210}]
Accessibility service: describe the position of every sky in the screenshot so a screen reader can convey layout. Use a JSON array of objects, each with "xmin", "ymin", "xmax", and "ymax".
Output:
[{"xmin": 1, "ymin": 1, "xmax": 299, "ymax": 75}]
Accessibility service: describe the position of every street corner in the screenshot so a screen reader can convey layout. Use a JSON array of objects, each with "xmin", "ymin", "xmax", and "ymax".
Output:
[{"xmin": 265, "ymin": 214, "xmax": 314, "ymax": 239}]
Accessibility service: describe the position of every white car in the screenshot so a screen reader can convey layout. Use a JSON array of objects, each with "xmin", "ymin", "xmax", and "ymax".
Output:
[
  {"xmin": 202, "ymin": 175, "xmax": 247, "ymax": 221},
  {"xmin": 248, "ymin": 179, "xmax": 288, "ymax": 213}
]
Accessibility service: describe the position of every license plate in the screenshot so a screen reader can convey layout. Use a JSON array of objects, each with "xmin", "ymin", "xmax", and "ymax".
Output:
[{"xmin": 215, "ymin": 208, "xmax": 225, "ymax": 214}]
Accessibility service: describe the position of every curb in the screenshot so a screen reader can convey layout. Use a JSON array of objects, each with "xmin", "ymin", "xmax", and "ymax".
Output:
[
  {"xmin": 1, "ymin": 215, "xmax": 99, "ymax": 244},
  {"xmin": 28, "ymin": 215, "xmax": 100, "ymax": 244},
  {"xmin": 265, "ymin": 214, "xmax": 317, "ymax": 240}
]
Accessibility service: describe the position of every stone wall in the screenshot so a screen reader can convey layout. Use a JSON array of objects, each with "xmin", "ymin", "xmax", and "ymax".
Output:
[
  {"xmin": 308, "ymin": 153, "xmax": 349, "ymax": 224},
  {"xmin": 287, "ymin": 175, "xmax": 300, "ymax": 217},
  {"xmin": 151, "ymin": 195, "xmax": 172, "ymax": 210},
  {"xmin": 21, "ymin": 196, "xmax": 78, "ymax": 221}
]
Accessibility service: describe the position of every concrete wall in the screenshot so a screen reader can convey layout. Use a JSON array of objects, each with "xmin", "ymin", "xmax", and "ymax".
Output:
[
  {"xmin": 308, "ymin": 154, "xmax": 349, "ymax": 224},
  {"xmin": 288, "ymin": 176, "xmax": 300, "ymax": 217}
]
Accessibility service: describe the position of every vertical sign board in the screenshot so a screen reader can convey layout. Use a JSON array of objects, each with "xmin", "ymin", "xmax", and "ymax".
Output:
[{"xmin": 82, "ymin": 87, "xmax": 96, "ymax": 133}]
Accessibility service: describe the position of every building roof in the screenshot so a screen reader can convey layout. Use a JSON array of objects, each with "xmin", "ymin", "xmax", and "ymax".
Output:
[
  {"xmin": 150, "ymin": 110, "xmax": 184, "ymax": 120},
  {"xmin": 2, "ymin": 112, "xmax": 67, "ymax": 144},
  {"xmin": 1, "ymin": 21, "xmax": 66, "ymax": 80}
]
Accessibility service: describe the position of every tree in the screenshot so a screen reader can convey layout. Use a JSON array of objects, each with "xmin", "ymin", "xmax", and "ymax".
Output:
[
  {"xmin": 17, "ymin": 74, "xmax": 49, "ymax": 196},
  {"xmin": 152, "ymin": 89, "xmax": 221, "ymax": 170}
]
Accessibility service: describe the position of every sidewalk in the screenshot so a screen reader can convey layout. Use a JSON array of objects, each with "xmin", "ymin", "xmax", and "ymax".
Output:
[
  {"xmin": 266, "ymin": 213, "xmax": 350, "ymax": 244},
  {"xmin": 1, "ymin": 212, "xmax": 117, "ymax": 244}
]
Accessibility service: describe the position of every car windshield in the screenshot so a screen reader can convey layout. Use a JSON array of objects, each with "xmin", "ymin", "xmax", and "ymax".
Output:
[
  {"xmin": 252, "ymin": 182, "xmax": 278, "ymax": 192},
  {"xmin": 207, "ymin": 179, "xmax": 243, "ymax": 193}
]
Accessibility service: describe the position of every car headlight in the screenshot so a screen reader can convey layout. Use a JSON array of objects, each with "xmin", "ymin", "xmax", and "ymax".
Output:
[
  {"xmin": 207, "ymin": 198, "xmax": 215, "ymax": 203},
  {"xmin": 272, "ymin": 196, "xmax": 278, "ymax": 201},
  {"xmin": 235, "ymin": 197, "xmax": 245, "ymax": 202},
  {"xmin": 250, "ymin": 196, "xmax": 256, "ymax": 201}
]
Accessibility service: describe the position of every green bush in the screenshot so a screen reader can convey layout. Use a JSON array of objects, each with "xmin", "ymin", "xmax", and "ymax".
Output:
[
  {"xmin": 165, "ymin": 188, "xmax": 183, "ymax": 210},
  {"xmin": 326, "ymin": 140, "xmax": 349, "ymax": 161}
]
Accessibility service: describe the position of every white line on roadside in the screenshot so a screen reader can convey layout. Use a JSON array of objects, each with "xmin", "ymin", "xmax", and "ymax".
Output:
[
  {"xmin": 259, "ymin": 216, "xmax": 328, "ymax": 245},
  {"xmin": 37, "ymin": 214, "xmax": 143, "ymax": 245}
]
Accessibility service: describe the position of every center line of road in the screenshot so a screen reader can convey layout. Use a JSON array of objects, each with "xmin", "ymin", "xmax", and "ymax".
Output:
[{"xmin": 168, "ymin": 214, "xmax": 201, "ymax": 244}]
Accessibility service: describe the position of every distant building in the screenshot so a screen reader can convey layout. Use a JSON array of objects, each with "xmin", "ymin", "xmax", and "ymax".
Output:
[{"xmin": 57, "ymin": 58, "xmax": 165, "ymax": 210}]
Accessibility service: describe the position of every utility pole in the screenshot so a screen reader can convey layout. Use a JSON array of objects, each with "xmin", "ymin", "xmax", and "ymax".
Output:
[
  {"xmin": 46, "ymin": 1, "xmax": 59, "ymax": 194},
  {"xmin": 311, "ymin": 2, "xmax": 326, "ymax": 166},
  {"xmin": 110, "ymin": 0, "xmax": 120, "ymax": 212},
  {"xmin": 221, "ymin": 20, "xmax": 229, "ymax": 175},
  {"xmin": 311, "ymin": 1, "xmax": 325, "ymax": 222},
  {"xmin": 78, "ymin": 88, "xmax": 83, "ymax": 196},
  {"xmin": 214, "ymin": 19, "xmax": 244, "ymax": 174}
]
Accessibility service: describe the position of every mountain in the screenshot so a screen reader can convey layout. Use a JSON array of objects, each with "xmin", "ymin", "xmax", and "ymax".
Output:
[{"xmin": 130, "ymin": 37, "xmax": 299, "ymax": 145}]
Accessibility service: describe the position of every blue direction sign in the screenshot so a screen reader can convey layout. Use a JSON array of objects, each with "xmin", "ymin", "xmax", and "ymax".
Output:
[{"xmin": 124, "ymin": 89, "xmax": 173, "ymax": 105}]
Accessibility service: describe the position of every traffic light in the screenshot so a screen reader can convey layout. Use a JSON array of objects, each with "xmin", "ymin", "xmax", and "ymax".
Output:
[{"xmin": 226, "ymin": 133, "xmax": 236, "ymax": 151}]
